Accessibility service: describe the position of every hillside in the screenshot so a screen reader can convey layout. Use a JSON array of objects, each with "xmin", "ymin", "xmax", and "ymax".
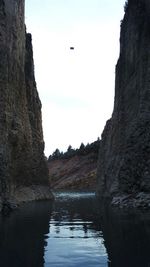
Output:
[{"xmin": 48, "ymin": 140, "xmax": 100, "ymax": 190}]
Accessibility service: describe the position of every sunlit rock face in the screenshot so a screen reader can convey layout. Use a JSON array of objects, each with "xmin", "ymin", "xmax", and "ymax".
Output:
[
  {"xmin": 97, "ymin": 0, "xmax": 150, "ymax": 207},
  {"xmin": 0, "ymin": 0, "xmax": 52, "ymax": 211}
]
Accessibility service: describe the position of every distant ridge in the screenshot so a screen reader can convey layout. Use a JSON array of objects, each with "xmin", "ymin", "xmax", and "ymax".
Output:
[{"xmin": 48, "ymin": 140, "xmax": 100, "ymax": 190}]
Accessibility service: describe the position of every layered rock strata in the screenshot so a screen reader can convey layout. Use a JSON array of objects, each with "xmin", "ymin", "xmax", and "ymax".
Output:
[
  {"xmin": 0, "ymin": 0, "xmax": 52, "ymax": 211},
  {"xmin": 48, "ymin": 154, "xmax": 97, "ymax": 190},
  {"xmin": 97, "ymin": 0, "xmax": 150, "ymax": 207}
]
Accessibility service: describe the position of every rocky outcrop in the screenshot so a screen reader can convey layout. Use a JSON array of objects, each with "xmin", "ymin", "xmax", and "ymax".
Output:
[
  {"xmin": 0, "ymin": 0, "xmax": 53, "ymax": 211},
  {"xmin": 97, "ymin": 0, "xmax": 150, "ymax": 207}
]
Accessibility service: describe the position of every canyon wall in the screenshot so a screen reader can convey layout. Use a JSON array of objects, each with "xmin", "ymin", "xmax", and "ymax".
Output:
[
  {"xmin": 0, "ymin": 0, "xmax": 52, "ymax": 211},
  {"xmin": 97, "ymin": 0, "xmax": 150, "ymax": 207}
]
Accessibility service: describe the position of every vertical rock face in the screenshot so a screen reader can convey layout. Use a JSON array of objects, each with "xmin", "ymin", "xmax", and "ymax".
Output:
[
  {"xmin": 0, "ymin": 0, "xmax": 52, "ymax": 210},
  {"xmin": 97, "ymin": 0, "xmax": 150, "ymax": 206}
]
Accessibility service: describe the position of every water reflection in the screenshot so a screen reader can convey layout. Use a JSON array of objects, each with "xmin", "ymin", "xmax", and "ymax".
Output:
[
  {"xmin": 44, "ymin": 192, "xmax": 108, "ymax": 267},
  {"xmin": 99, "ymin": 205, "xmax": 150, "ymax": 267},
  {"xmin": 0, "ymin": 192, "xmax": 150, "ymax": 266},
  {"xmin": 0, "ymin": 201, "xmax": 53, "ymax": 267}
]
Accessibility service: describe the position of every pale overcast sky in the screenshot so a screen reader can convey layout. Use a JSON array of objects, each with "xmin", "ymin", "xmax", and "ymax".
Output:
[{"xmin": 25, "ymin": 0, "xmax": 125, "ymax": 156}]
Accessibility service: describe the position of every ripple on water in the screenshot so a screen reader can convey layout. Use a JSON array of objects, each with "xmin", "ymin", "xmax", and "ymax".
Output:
[
  {"xmin": 44, "ymin": 192, "xmax": 108, "ymax": 267},
  {"xmin": 54, "ymin": 191, "xmax": 96, "ymax": 200}
]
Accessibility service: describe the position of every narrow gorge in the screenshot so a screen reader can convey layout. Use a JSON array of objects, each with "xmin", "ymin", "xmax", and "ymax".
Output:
[
  {"xmin": 97, "ymin": 0, "xmax": 150, "ymax": 208},
  {"xmin": 0, "ymin": 0, "xmax": 52, "ymax": 212}
]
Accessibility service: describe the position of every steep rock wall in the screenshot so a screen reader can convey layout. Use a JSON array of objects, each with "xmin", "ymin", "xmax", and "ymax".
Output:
[
  {"xmin": 97, "ymin": 0, "xmax": 150, "ymax": 207},
  {"xmin": 0, "ymin": 0, "xmax": 52, "ymax": 210}
]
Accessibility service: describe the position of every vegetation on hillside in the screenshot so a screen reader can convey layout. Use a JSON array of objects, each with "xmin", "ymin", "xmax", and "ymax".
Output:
[{"xmin": 48, "ymin": 138, "xmax": 101, "ymax": 161}]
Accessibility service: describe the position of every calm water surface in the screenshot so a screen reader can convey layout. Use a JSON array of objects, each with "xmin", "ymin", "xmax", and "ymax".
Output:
[{"xmin": 0, "ymin": 192, "xmax": 150, "ymax": 267}]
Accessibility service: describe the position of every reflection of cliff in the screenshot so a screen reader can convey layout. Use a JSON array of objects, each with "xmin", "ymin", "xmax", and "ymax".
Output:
[
  {"xmin": 50, "ymin": 195, "xmax": 101, "ymax": 236},
  {"xmin": 0, "ymin": 201, "xmax": 53, "ymax": 267},
  {"xmin": 97, "ymin": 0, "xmax": 150, "ymax": 207},
  {"xmin": 99, "ymin": 205, "xmax": 150, "ymax": 267},
  {"xmin": 0, "ymin": 0, "xmax": 52, "ymax": 210}
]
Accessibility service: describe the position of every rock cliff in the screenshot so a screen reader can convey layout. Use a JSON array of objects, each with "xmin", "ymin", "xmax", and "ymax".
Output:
[
  {"xmin": 97, "ymin": 0, "xmax": 150, "ymax": 207},
  {"xmin": 0, "ymin": 0, "xmax": 52, "ymax": 211}
]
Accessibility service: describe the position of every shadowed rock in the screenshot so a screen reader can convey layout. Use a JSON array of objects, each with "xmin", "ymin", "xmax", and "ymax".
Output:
[
  {"xmin": 0, "ymin": 0, "xmax": 53, "ymax": 211},
  {"xmin": 97, "ymin": 0, "xmax": 150, "ymax": 207}
]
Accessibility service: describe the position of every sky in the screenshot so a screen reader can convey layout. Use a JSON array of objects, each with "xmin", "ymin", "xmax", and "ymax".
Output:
[{"xmin": 25, "ymin": 0, "xmax": 125, "ymax": 157}]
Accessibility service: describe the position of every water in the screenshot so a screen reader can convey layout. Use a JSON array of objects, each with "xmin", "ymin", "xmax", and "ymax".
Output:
[
  {"xmin": 44, "ymin": 192, "xmax": 107, "ymax": 267},
  {"xmin": 0, "ymin": 192, "xmax": 150, "ymax": 267}
]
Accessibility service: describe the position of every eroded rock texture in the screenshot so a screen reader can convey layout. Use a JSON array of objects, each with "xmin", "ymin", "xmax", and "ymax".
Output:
[
  {"xmin": 0, "ymin": 0, "xmax": 52, "ymax": 211},
  {"xmin": 97, "ymin": 0, "xmax": 150, "ymax": 207}
]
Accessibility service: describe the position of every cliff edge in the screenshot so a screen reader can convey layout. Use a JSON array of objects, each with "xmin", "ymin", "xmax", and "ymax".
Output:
[
  {"xmin": 97, "ymin": 0, "xmax": 150, "ymax": 208},
  {"xmin": 0, "ymin": 0, "xmax": 52, "ymax": 211}
]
